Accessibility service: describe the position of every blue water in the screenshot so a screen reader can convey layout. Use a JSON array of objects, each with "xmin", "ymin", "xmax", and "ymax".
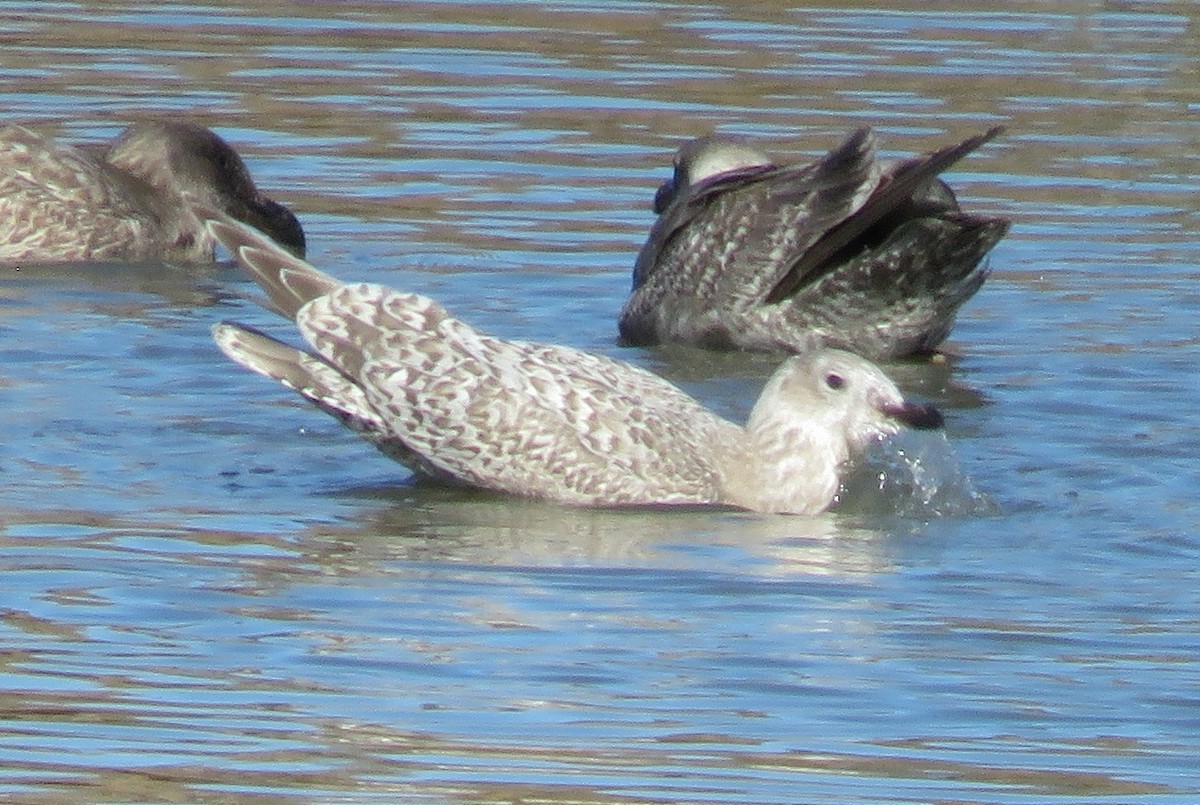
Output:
[{"xmin": 1, "ymin": 1, "xmax": 1199, "ymax": 802}]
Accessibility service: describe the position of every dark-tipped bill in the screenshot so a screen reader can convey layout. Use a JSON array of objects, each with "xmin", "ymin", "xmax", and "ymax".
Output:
[{"xmin": 883, "ymin": 401, "xmax": 944, "ymax": 430}]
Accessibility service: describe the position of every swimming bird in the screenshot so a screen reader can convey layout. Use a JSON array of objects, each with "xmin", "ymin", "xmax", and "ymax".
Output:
[
  {"xmin": 204, "ymin": 208, "xmax": 943, "ymax": 515},
  {"xmin": 0, "ymin": 120, "xmax": 305, "ymax": 264},
  {"xmin": 620, "ymin": 126, "xmax": 1010, "ymax": 360}
]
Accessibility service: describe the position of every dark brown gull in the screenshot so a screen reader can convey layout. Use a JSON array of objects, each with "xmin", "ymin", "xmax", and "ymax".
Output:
[
  {"xmin": 0, "ymin": 120, "xmax": 305, "ymax": 264},
  {"xmin": 620, "ymin": 126, "xmax": 1010, "ymax": 360},
  {"xmin": 206, "ymin": 211, "xmax": 943, "ymax": 515}
]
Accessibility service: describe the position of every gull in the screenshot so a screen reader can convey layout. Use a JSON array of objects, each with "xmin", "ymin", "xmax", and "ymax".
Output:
[
  {"xmin": 207, "ymin": 211, "xmax": 943, "ymax": 515},
  {"xmin": 0, "ymin": 120, "xmax": 304, "ymax": 264},
  {"xmin": 620, "ymin": 126, "xmax": 1010, "ymax": 360}
]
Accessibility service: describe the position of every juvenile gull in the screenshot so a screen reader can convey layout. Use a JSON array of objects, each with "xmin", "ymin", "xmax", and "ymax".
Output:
[
  {"xmin": 620, "ymin": 126, "xmax": 1010, "ymax": 360},
  {"xmin": 205, "ymin": 211, "xmax": 943, "ymax": 515},
  {"xmin": 0, "ymin": 120, "xmax": 305, "ymax": 264}
]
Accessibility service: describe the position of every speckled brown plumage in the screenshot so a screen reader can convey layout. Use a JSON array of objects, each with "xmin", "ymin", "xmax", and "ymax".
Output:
[
  {"xmin": 206, "ymin": 210, "xmax": 943, "ymax": 514},
  {"xmin": 0, "ymin": 121, "xmax": 304, "ymax": 264},
  {"xmin": 620, "ymin": 126, "xmax": 1010, "ymax": 360}
]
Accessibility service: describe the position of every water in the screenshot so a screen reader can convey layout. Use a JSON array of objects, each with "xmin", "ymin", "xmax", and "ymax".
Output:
[{"xmin": 1, "ymin": 1, "xmax": 1199, "ymax": 802}]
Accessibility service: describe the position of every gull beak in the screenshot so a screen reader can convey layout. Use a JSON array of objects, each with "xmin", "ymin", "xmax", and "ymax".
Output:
[
  {"xmin": 881, "ymin": 401, "xmax": 944, "ymax": 430},
  {"xmin": 653, "ymin": 178, "xmax": 678, "ymax": 214}
]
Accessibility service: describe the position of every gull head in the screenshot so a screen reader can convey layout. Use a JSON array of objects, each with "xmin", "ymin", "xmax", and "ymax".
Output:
[
  {"xmin": 725, "ymin": 348, "xmax": 943, "ymax": 514},
  {"xmin": 755, "ymin": 348, "xmax": 943, "ymax": 447},
  {"xmin": 653, "ymin": 134, "xmax": 774, "ymax": 213}
]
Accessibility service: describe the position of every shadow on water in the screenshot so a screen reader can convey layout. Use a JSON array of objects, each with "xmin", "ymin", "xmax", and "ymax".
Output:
[
  {"xmin": 287, "ymin": 426, "xmax": 997, "ymax": 575},
  {"xmin": 312, "ymin": 482, "xmax": 886, "ymax": 574}
]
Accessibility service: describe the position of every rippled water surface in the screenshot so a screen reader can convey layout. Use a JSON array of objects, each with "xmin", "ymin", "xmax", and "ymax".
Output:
[{"xmin": 1, "ymin": 1, "xmax": 1199, "ymax": 802}]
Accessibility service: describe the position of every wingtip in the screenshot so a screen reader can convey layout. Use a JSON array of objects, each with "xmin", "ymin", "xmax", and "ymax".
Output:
[
  {"xmin": 211, "ymin": 320, "xmax": 253, "ymax": 366},
  {"xmin": 211, "ymin": 319, "xmax": 259, "ymax": 353},
  {"xmin": 193, "ymin": 199, "xmax": 343, "ymax": 321},
  {"xmin": 972, "ymin": 124, "xmax": 1006, "ymax": 152},
  {"xmin": 827, "ymin": 126, "xmax": 879, "ymax": 167}
]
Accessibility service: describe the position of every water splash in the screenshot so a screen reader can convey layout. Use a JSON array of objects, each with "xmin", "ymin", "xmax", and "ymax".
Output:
[{"xmin": 836, "ymin": 430, "xmax": 998, "ymax": 518}]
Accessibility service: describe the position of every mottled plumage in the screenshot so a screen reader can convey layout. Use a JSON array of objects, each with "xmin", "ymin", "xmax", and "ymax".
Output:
[
  {"xmin": 0, "ymin": 121, "xmax": 304, "ymax": 264},
  {"xmin": 620, "ymin": 126, "xmax": 1010, "ymax": 360},
  {"xmin": 206, "ymin": 210, "xmax": 943, "ymax": 514}
]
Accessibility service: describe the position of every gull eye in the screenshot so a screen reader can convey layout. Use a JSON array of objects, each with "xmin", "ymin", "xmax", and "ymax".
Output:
[{"xmin": 825, "ymin": 372, "xmax": 845, "ymax": 390}]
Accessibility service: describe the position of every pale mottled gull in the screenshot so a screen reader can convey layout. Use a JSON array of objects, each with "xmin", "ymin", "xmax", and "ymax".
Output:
[
  {"xmin": 204, "ymin": 210, "xmax": 943, "ymax": 515},
  {"xmin": 0, "ymin": 120, "xmax": 304, "ymax": 265},
  {"xmin": 620, "ymin": 126, "xmax": 1010, "ymax": 360}
]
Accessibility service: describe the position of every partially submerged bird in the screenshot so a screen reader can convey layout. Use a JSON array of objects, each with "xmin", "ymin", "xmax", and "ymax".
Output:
[
  {"xmin": 0, "ymin": 120, "xmax": 305, "ymax": 264},
  {"xmin": 620, "ymin": 126, "xmax": 1010, "ymax": 360},
  {"xmin": 206, "ymin": 209, "xmax": 943, "ymax": 515}
]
